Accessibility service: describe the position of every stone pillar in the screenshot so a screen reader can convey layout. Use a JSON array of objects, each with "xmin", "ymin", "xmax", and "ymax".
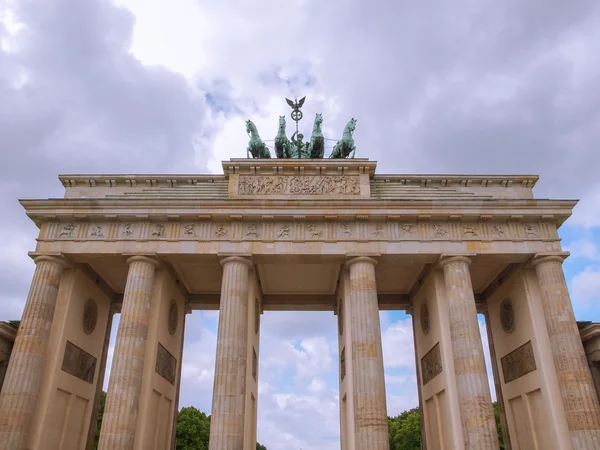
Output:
[
  {"xmin": 209, "ymin": 256, "xmax": 253, "ymax": 450},
  {"xmin": 532, "ymin": 255, "xmax": 600, "ymax": 448},
  {"xmin": 481, "ymin": 307, "xmax": 511, "ymax": 450},
  {"xmin": 346, "ymin": 256, "xmax": 389, "ymax": 450},
  {"xmin": 407, "ymin": 306, "xmax": 427, "ymax": 450},
  {"xmin": 0, "ymin": 255, "xmax": 67, "ymax": 450},
  {"xmin": 86, "ymin": 303, "xmax": 118, "ymax": 450},
  {"xmin": 98, "ymin": 256, "xmax": 159, "ymax": 450},
  {"xmin": 439, "ymin": 256, "xmax": 498, "ymax": 450}
]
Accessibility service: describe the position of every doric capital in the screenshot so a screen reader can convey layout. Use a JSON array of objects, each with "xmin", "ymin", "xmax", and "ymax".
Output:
[
  {"xmin": 530, "ymin": 253, "xmax": 567, "ymax": 269},
  {"xmin": 31, "ymin": 254, "xmax": 71, "ymax": 269},
  {"xmin": 438, "ymin": 255, "xmax": 472, "ymax": 269},
  {"xmin": 126, "ymin": 255, "xmax": 160, "ymax": 268},
  {"xmin": 345, "ymin": 255, "xmax": 378, "ymax": 269},
  {"xmin": 219, "ymin": 255, "xmax": 253, "ymax": 269}
]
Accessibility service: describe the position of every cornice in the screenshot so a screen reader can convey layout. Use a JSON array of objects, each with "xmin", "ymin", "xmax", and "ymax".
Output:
[
  {"xmin": 20, "ymin": 197, "xmax": 576, "ymax": 230},
  {"xmin": 580, "ymin": 323, "xmax": 600, "ymax": 342},
  {"xmin": 56, "ymin": 172, "xmax": 539, "ymax": 188}
]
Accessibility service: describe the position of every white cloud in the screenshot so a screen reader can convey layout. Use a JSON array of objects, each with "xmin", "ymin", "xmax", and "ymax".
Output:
[
  {"xmin": 564, "ymin": 237, "xmax": 600, "ymax": 260},
  {"xmin": 382, "ymin": 318, "xmax": 415, "ymax": 369},
  {"xmin": 570, "ymin": 266, "xmax": 600, "ymax": 309}
]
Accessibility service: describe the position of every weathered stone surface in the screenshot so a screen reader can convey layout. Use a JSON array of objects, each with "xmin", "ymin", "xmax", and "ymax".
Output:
[
  {"xmin": 501, "ymin": 340, "xmax": 536, "ymax": 383},
  {"xmin": 347, "ymin": 256, "xmax": 390, "ymax": 450},
  {"xmin": 98, "ymin": 256, "xmax": 159, "ymax": 450},
  {"xmin": 0, "ymin": 255, "xmax": 67, "ymax": 450},
  {"xmin": 441, "ymin": 256, "xmax": 499, "ymax": 450},
  {"xmin": 209, "ymin": 256, "xmax": 252, "ymax": 450},
  {"xmin": 421, "ymin": 342, "xmax": 442, "ymax": 385},
  {"xmin": 61, "ymin": 341, "xmax": 97, "ymax": 384},
  {"xmin": 533, "ymin": 256, "xmax": 600, "ymax": 448},
  {"xmin": 155, "ymin": 343, "xmax": 176, "ymax": 385}
]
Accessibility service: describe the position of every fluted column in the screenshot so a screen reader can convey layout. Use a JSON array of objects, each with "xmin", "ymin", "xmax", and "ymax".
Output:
[
  {"xmin": 98, "ymin": 256, "xmax": 159, "ymax": 450},
  {"xmin": 532, "ymin": 255, "xmax": 600, "ymax": 448},
  {"xmin": 440, "ymin": 256, "xmax": 498, "ymax": 450},
  {"xmin": 209, "ymin": 256, "xmax": 253, "ymax": 450},
  {"xmin": 346, "ymin": 256, "xmax": 389, "ymax": 450},
  {"xmin": 0, "ymin": 255, "xmax": 68, "ymax": 450}
]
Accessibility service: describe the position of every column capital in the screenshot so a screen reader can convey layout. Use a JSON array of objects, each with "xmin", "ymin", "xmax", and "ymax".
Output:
[
  {"xmin": 125, "ymin": 254, "xmax": 160, "ymax": 267},
  {"xmin": 345, "ymin": 255, "xmax": 378, "ymax": 269},
  {"xmin": 438, "ymin": 255, "xmax": 472, "ymax": 269},
  {"xmin": 219, "ymin": 255, "xmax": 253, "ymax": 269},
  {"xmin": 29, "ymin": 252, "xmax": 71, "ymax": 269},
  {"xmin": 530, "ymin": 253, "xmax": 568, "ymax": 268}
]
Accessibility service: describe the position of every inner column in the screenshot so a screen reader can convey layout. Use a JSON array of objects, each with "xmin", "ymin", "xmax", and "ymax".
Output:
[
  {"xmin": 439, "ymin": 256, "xmax": 498, "ymax": 449},
  {"xmin": 346, "ymin": 256, "xmax": 390, "ymax": 450},
  {"xmin": 209, "ymin": 256, "xmax": 253, "ymax": 450}
]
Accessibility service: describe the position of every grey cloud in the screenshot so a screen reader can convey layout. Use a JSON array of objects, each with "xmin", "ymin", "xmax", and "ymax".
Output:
[{"xmin": 0, "ymin": 0, "xmax": 213, "ymax": 319}]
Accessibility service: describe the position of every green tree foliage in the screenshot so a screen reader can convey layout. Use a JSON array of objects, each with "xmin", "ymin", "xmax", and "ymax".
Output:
[
  {"xmin": 94, "ymin": 396, "xmax": 267, "ymax": 449},
  {"xmin": 175, "ymin": 406, "xmax": 211, "ymax": 450},
  {"xmin": 388, "ymin": 407, "xmax": 421, "ymax": 450},
  {"xmin": 493, "ymin": 402, "xmax": 505, "ymax": 450},
  {"xmin": 387, "ymin": 403, "xmax": 505, "ymax": 450},
  {"xmin": 93, "ymin": 391, "xmax": 106, "ymax": 450}
]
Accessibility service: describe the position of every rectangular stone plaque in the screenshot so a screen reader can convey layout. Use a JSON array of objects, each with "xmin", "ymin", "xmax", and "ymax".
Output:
[
  {"xmin": 501, "ymin": 340, "xmax": 537, "ymax": 383},
  {"xmin": 238, "ymin": 175, "xmax": 360, "ymax": 195},
  {"xmin": 61, "ymin": 341, "xmax": 97, "ymax": 384},
  {"xmin": 421, "ymin": 342, "xmax": 442, "ymax": 385},
  {"xmin": 155, "ymin": 343, "xmax": 177, "ymax": 385}
]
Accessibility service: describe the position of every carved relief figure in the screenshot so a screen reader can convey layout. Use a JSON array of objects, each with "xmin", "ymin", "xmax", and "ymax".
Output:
[
  {"xmin": 152, "ymin": 224, "xmax": 165, "ymax": 237},
  {"xmin": 183, "ymin": 223, "xmax": 196, "ymax": 237},
  {"xmin": 432, "ymin": 224, "xmax": 448, "ymax": 237},
  {"xmin": 463, "ymin": 225, "xmax": 478, "ymax": 236},
  {"xmin": 246, "ymin": 224, "xmax": 259, "ymax": 237},
  {"xmin": 492, "ymin": 224, "xmax": 505, "ymax": 238},
  {"xmin": 238, "ymin": 175, "xmax": 360, "ymax": 196},
  {"xmin": 402, "ymin": 223, "xmax": 414, "ymax": 236},
  {"xmin": 90, "ymin": 225, "xmax": 104, "ymax": 237},
  {"xmin": 524, "ymin": 223, "xmax": 539, "ymax": 237},
  {"xmin": 277, "ymin": 224, "xmax": 291, "ymax": 238},
  {"xmin": 372, "ymin": 223, "xmax": 384, "ymax": 237},
  {"xmin": 59, "ymin": 223, "xmax": 76, "ymax": 237},
  {"xmin": 215, "ymin": 225, "xmax": 228, "ymax": 237},
  {"xmin": 307, "ymin": 224, "xmax": 323, "ymax": 239},
  {"xmin": 342, "ymin": 222, "xmax": 353, "ymax": 236},
  {"xmin": 121, "ymin": 224, "xmax": 135, "ymax": 237}
]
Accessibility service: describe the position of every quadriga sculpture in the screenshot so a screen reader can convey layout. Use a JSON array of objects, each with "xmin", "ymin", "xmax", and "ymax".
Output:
[
  {"xmin": 274, "ymin": 116, "xmax": 293, "ymax": 159},
  {"xmin": 330, "ymin": 118, "xmax": 357, "ymax": 159},
  {"xmin": 306, "ymin": 113, "xmax": 325, "ymax": 159},
  {"xmin": 246, "ymin": 119, "xmax": 271, "ymax": 159}
]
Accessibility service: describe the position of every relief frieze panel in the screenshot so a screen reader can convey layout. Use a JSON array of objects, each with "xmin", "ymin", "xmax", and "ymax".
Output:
[
  {"xmin": 155, "ymin": 342, "xmax": 177, "ymax": 385},
  {"xmin": 501, "ymin": 340, "xmax": 537, "ymax": 383},
  {"xmin": 47, "ymin": 219, "xmax": 558, "ymax": 243},
  {"xmin": 61, "ymin": 341, "xmax": 97, "ymax": 384},
  {"xmin": 238, "ymin": 175, "xmax": 361, "ymax": 196},
  {"xmin": 421, "ymin": 342, "xmax": 442, "ymax": 385}
]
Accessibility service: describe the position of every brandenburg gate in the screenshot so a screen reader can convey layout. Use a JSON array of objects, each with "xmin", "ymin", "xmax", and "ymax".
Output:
[{"xmin": 1, "ymin": 108, "xmax": 600, "ymax": 449}]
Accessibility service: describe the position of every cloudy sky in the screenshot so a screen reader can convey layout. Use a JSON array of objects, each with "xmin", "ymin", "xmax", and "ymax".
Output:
[{"xmin": 2, "ymin": 0, "xmax": 600, "ymax": 448}]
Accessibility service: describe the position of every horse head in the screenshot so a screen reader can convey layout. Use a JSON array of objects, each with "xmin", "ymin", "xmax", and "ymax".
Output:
[
  {"xmin": 315, "ymin": 113, "xmax": 323, "ymax": 126},
  {"xmin": 278, "ymin": 115, "xmax": 286, "ymax": 128},
  {"xmin": 348, "ymin": 118, "xmax": 357, "ymax": 132},
  {"xmin": 246, "ymin": 119, "xmax": 257, "ymax": 136}
]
